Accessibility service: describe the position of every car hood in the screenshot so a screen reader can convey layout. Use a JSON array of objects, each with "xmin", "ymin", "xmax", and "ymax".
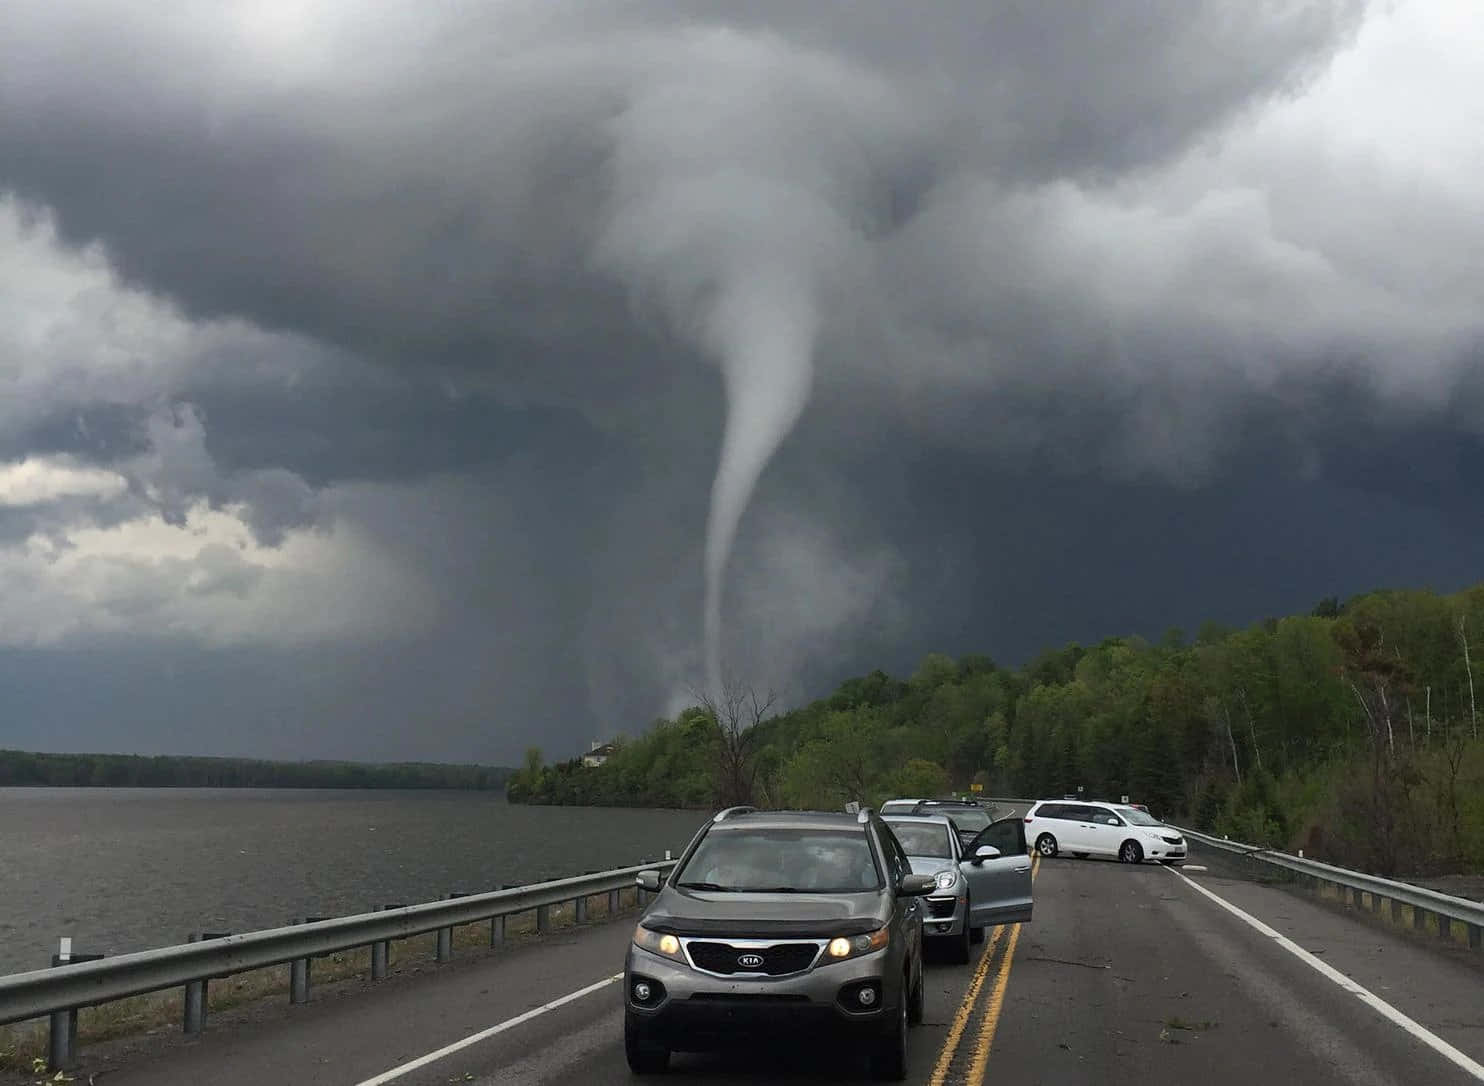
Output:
[{"xmin": 643, "ymin": 889, "xmax": 887, "ymax": 938}]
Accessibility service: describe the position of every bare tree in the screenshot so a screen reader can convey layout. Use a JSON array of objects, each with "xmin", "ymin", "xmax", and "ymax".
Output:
[
  {"xmin": 1458, "ymin": 614, "xmax": 1478, "ymax": 741},
  {"xmin": 691, "ymin": 675, "xmax": 778, "ymax": 808}
]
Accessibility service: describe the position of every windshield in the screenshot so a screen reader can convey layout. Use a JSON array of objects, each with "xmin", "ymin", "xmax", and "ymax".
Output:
[
  {"xmin": 886, "ymin": 821, "xmax": 954, "ymax": 858},
  {"xmin": 675, "ymin": 828, "xmax": 883, "ymax": 893},
  {"xmin": 1118, "ymin": 807, "xmax": 1162, "ymax": 827}
]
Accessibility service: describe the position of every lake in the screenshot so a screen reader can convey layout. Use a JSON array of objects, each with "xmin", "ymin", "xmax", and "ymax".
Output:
[{"xmin": 0, "ymin": 788, "xmax": 706, "ymax": 975}]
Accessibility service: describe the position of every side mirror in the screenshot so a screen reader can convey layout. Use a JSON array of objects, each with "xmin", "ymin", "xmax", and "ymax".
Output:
[
  {"xmin": 969, "ymin": 845, "xmax": 1000, "ymax": 863},
  {"xmin": 635, "ymin": 869, "xmax": 664, "ymax": 892},
  {"xmin": 898, "ymin": 873, "xmax": 936, "ymax": 896}
]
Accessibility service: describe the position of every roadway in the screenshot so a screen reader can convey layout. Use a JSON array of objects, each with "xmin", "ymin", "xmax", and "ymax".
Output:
[{"xmin": 49, "ymin": 849, "xmax": 1484, "ymax": 1086}]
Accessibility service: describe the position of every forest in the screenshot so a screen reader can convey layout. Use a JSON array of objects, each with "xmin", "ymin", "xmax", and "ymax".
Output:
[
  {"xmin": 0, "ymin": 750, "xmax": 513, "ymax": 790},
  {"xmin": 507, "ymin": 582, "xmax": 1484, "ymax": 877}
]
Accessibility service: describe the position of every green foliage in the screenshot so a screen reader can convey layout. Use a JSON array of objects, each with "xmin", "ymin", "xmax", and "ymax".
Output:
[
  {"xmin": 0, "ymin": 750, "xmax": 513, "ymax": 790},
  {"xmin": 511, "ymin": 581, "xmax": 1484, "ymax": 875}
]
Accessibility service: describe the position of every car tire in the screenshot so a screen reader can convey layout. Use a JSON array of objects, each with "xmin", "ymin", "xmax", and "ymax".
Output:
[
  {"xmin": 1119, "ymin": 840, "xmax": 1144, "ymax": 864},
  {"xmin": 1035, "ymin": 833, "xmax": 1059, "ymax": 858},
  {"xmin": 869, "ymin": 984, "xmax": 909, "ymax": 1081},
  {"xmin": 908, "ymin": 957, "xmax": 925, "ymax": 1025},
  {"xmin": 948, "ymin": 912, "xmax": 972, "ymax": 964},
  {"xmin": 624, "ymin": 1013, "xmax": 670, "ymax": 1075},
  {"xmin": 969, "ymin": 925, "xmax": 985, "ymax": 944}
]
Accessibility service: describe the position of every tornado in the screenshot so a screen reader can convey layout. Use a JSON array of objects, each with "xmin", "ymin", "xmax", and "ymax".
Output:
[{"xmin": 699, "ymin": 274, "xmax": 818, "ymax": 697}]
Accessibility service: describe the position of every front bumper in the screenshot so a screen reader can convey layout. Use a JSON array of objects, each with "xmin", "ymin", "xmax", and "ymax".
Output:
[
  {"xmin": 624, "ymin": 943, "xmax": 898, "ymax": 1050},
  {"xmin": 921, "ymin": 893, "xmax": 967, "ymax": 938}
]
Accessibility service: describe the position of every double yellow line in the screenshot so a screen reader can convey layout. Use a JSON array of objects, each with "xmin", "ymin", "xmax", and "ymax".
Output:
[{"xmin": 927, "ymin": 853, "xmax": 1039, "ymax": 1086}]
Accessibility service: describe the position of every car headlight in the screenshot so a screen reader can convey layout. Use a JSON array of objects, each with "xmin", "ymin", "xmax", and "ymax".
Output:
[
  {"xmin": 632, "ymin": 924, "xmax": 685, "ymax": 962},
  {"xmin": 934, "ymin": 870, "xmax": 958, "ymax": 891},
  {"xmin": 825, "ymin": 927, "xmax": 889, "ymax": 962}
]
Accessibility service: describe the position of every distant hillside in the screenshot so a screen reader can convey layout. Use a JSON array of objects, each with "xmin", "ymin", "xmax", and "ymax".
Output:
[
  {"xmin": 509, "ymin": 581, "xmax": 1484, "ymax": 877},
  {"xmin": 0, "ymin": 750, "xmax": 515, "ymax": 790}
]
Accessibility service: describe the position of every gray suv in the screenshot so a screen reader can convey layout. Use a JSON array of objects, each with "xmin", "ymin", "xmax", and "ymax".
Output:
[{"xmin": 623, "ymin": 807, "xmax": 934, "ymax": 1080}]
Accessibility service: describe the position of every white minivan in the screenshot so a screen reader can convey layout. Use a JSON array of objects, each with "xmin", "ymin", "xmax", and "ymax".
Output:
[{"xmin": 1022, "ymin": 800, "xmax": 1186, "ymax": 864}]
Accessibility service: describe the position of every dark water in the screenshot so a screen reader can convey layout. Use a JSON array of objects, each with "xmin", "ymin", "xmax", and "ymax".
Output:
[{"xmin": 0, "ymin": 788, "xmax": 705, "ymax": 975}]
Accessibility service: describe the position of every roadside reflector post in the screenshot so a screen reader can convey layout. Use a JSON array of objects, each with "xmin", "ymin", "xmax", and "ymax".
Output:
[
  {"xmin": 47, "ymin": 938, "xmax": 77, "ymax": 1071},
  {"xmin": 183, "ymin": 934, "xmax": 206, "ymax": 1034}
]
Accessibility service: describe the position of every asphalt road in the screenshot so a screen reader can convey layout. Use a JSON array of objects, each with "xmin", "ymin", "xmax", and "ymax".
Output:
[{"xmin": 66, "ymin": 850, "xmax": 1484, "ymax": 1086}]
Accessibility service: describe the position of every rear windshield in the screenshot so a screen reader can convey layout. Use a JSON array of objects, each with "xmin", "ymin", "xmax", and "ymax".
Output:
[
  {"xmin": 943, "ymin": 808, "xmax": 990, "ymax": 833},
  {"xmin": 886, "ymin": 821, "xmax": 954, "ymax": 858},
  {"xmin": 675, "ymin": 828, "xmax": 883, "ymax": 893}
]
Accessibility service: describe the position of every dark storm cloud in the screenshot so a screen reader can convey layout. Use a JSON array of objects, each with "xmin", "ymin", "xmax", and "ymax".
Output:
[{"xmin": 1, "ymin": 1, "xmax": 1481, "ymax": 761}]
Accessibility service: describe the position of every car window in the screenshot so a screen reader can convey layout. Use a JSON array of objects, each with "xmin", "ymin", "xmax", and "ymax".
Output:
[
  {"xmin": 972, "ymin": 818, "xmax": 1025, "ymax": 857},
  {"xmin": 676, "ymin": 827, "xmax": 883, "ymax": 892},
  {"xmin": 878, "ymin": 823, "xmax": 911, "ymax": 883},
  {"xmin": 1087, "ymin": 807, "xmax": 1123, "ymax": 825},
  {"xmin": 1034, "ymin": 803, "xmax": 1066, "ymax": 820},
  {"xmin": 937, "ymin": 807, "xmax": 991, "ymax": 833},
  {"xmin": 884, "ymin": 820, "xmax": 954, "ymax": 859}
]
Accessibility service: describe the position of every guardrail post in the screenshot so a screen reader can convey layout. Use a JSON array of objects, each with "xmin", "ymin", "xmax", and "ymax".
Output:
[
  {"xmin": 1469, "ymin": 924, "xmax": 1482, "ymax": 951},
  {"xmin": 1390, "ymin": 898, "xmax": 1402, "ymax": 923},
  {"xmin": 609, "ymin": 888, "xmax": 621, "ymax": 916},
  {"xmin": 438, "ymin": 893, "xmax": 469, "ymax": 962},
  {"xmin": 289, "ymin": 920, "xmax": 310, "ymax": 1004},
  {"xmin": 372, "ymin": 906, "xmax": 390, "ymax": 980},
  {"xmin": 47, "ymin": 939, "xmax": 102, "ymax": 1071},
  {"xmin": 1413, "ymin": 905, "xmax": 1426, "ymax": 931},
  {"xmin": 183, "ymin": 933, "xmax": 206, "ymax": 1035},
  {"xmin": 576, "ymin": 893, "xmax": 589, "ymax": 924},
  {"xmin": 1438, "ymin": 914, "xmax": 1452, "ymax": 942},
  {"xmin": 536, "ymin": 903, "xmax": 552, "ymax": 933}
]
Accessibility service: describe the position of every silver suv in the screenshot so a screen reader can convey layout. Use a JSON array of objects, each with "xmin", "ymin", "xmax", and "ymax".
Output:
[
  {"xmin": 881, "ymin": 813, "xmax": 1034, "ymax": 963},
  {"xmin": 623, "ymin": 807, "xmax": 934, "ymax": 1080}
]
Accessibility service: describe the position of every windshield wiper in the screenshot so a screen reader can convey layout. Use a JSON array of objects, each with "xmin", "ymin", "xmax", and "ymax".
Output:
[{"xmin": 674, "ymin": 881, "xmax": 736, "ymax": 892}]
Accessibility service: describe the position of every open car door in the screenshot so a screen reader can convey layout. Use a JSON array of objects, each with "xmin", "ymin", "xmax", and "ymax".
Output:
[{"xmin": 958, "ymin": 817, "xmax": 1033, "ymax": 928}]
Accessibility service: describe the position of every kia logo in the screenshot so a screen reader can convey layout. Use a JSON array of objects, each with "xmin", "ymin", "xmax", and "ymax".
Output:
[{"xmin": 737, "ymin": 953, "xmax": 764, "ymax": 969}]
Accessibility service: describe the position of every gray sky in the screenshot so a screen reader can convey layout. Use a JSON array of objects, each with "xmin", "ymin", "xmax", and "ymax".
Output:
[{"xmin": 1, "ymin": 1, "xmax": 1481, "ymax": 765}]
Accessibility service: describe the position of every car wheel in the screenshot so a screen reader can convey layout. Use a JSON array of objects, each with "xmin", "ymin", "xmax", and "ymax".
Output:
[
  {"xmin": 948, "ymin": 911, "xmax": 972, "ymax": 964},
  {"xmin": 1035, "ymin": 833, "xmax": 1059, "ymax": 858},
  {"xmin": 1119, "ymin": 840, "xmax": 1144, "ymax": 864},
  {"xmin": 969, "ymin": 925, "xmax": 985, "ymax": 944},
  {"xmin": 869, "ymin": 983, "xmax": 909, "ymax": 1081},
  {"xmin": 624, "ymin": 1013, "xmax": 670, "ymax": 1075},
  {"xmin": 908, "ymin": 957, "xmax": 925, "ymax": 1025}
]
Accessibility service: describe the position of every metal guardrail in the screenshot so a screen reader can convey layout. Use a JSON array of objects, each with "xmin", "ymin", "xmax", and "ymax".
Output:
[
  {"xmin": 0, "ymin": 858, "xmax": 677, "ymax": 1069},
  {"xmin": 1175, "ymin": 825, "xmax": 1484, "ymax": 948}
]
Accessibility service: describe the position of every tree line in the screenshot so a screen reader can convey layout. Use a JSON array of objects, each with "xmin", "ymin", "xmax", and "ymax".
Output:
[
  {"xmin": 508, "ymin": 581, "xmax": 1484, "ymax": 877},
  {"xmin": 0, "ymin": 750, "xmax": 514, "ymax": 791}
]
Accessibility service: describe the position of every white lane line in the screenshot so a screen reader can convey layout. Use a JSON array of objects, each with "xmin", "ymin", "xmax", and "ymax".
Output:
[
  {"xmin": 353, "ymin": 973, "xmax": 623, "ymax": 1086},
  {"xmin": 1166, "ymin": 866, "xmax": 1484, "ymax": 1082}
]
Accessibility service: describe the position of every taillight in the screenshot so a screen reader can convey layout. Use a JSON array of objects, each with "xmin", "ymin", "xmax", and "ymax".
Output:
[{"xmin": 1023, "ymin": 817, "xmax": 1033, "ymax": 823}]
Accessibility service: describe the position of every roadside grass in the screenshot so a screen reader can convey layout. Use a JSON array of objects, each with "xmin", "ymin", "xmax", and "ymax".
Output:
[{"xmin": 0, "ymin": 889, "xmax": 642, "ymax": 1074}]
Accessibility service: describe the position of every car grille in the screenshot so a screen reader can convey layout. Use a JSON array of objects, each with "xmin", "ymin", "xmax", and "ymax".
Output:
[
  {"xmin": 926, "ymin": 897, "xmax": 957, "ymax": 919},
  {"xmin": 686, "ymin": 941, "xmax": 821, "ymax": 976},
  {"xmin": 1161, "ymin": 835, "xmax": 1184, "ymax": 845}
]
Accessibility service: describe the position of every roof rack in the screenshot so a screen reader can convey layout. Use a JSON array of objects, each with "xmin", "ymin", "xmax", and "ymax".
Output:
[{"xmin": 712, "ymin": 805, "xmax": 757, "ymax": 822}]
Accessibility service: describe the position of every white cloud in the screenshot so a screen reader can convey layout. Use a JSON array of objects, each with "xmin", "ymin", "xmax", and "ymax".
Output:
[
  {"xmin": 0, "ymin": 499, "xmax": 435, "ymax": 647},
  {"xmin": 0, "ymin": 456, "xmax": 127, "ymax": 507}
]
